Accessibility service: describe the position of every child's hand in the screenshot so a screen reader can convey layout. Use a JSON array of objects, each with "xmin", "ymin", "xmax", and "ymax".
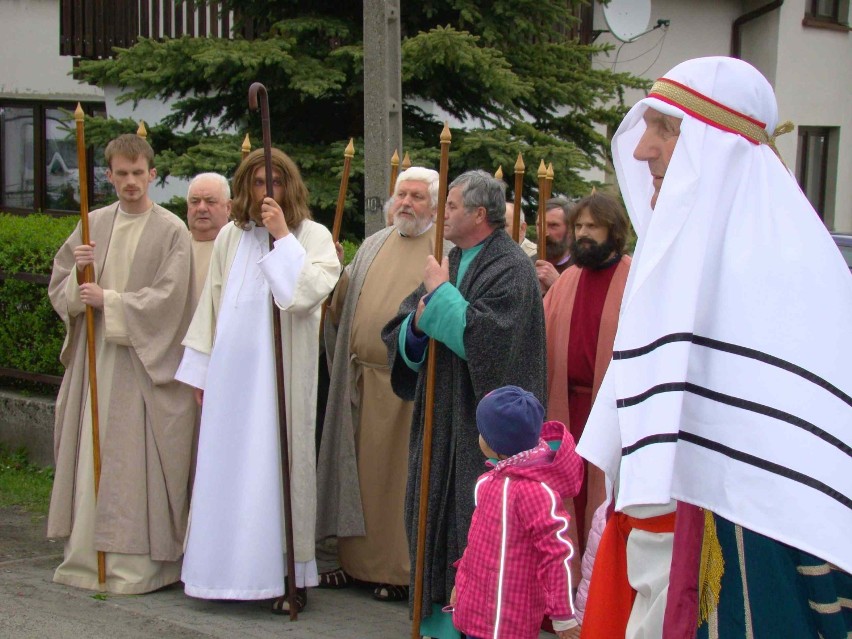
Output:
[
  {"xmin": 556, "ymin": 625, "xmax": 581, "ymax": 639},
  {"xmin": 449, "ymin": 586, "xmax": 457, "ymax": 607}
]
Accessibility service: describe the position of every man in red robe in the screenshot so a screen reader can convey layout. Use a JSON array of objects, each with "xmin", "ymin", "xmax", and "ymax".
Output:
[{"xmin": 543, "ymin": 191, "xmax": 631, "ymax": 579}]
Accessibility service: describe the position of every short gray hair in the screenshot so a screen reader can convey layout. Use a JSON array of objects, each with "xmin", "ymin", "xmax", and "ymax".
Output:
[
  {"xmin": 546, "ymin": 197, "xmax": 571, "ymax": 224},
  {"xmin": 449, "ymin": 170, "xmax": 506, "ymax": 229},
  {"xmin": 188, "ymin": 172, "xmax": 231, "ymax": 201},
  {"xmin": 395, "ymin": 166, "xmax": 439, "ymax": 209}
]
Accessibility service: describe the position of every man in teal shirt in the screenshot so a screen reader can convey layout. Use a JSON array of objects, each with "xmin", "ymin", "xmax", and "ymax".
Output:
[{"xmin": 383, "ymin": 170, "xmax": 546, "ymax": 636}]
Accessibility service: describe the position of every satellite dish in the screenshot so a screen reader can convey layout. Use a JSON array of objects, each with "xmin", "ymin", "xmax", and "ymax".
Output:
[{"xmin": 603, "ymin": 0, "xmax": 652, "ymax": 42}]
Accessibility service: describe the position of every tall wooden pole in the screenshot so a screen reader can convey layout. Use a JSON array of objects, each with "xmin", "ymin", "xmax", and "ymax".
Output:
[
  {"xmin": 540, "ymin": 163, "xmax": 554, "ymax": 260},
  {"xmin": 411, "ymin": 122, "xmax": 451, "ymax": 639},
  {"xmin": 389, "ymin": 149, "xmax": 400, "ymax": 197},
  {"xmin": 536, "ymin": 160, "xmax": 547, "ymax": 259},
  {"xmin": 512, "ymin": 153, "xmax": 525, "ymax": 243},
  {"xmin": 248, "ymin": 82, "xmax": 298, "ymax": 621},
  {"xmin": 74, "ymin": 104, "xmax": 106, "ymax": 587}
]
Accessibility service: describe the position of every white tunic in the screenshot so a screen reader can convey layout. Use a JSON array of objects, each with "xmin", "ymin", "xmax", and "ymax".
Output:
[{"xmin": 176, "ymin": 220, "xmax": 339, "ymax": 599}]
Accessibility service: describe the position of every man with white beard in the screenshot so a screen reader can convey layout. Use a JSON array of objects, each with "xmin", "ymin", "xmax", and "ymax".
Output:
[{"xmin": 316, "ymin": 167, "xmax": 450, "ymax": 602}]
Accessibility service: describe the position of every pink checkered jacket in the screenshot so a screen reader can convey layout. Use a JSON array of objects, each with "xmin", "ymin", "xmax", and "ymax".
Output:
[{"xmin": 453, "ymin": 420, "xmax": 584, "ymax": 639}]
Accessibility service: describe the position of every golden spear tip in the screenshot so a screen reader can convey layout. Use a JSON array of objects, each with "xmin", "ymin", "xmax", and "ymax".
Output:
[
  {"xmin": 494, "ymin": 165, "xmax": 504, "ymax": 180},
  {"xmin": 546, "ymin": 162, "xmax": 554, "ymax": 180},
  {"xmin": 345, "ymin": 138, "xmax": 355, "ymax": 158},
  {"xmin": 241, "ymin": 133, "xmax": 251, "ymax": 153},
  {"xmin": 440, "ymin": 121, "xmax": 451, "ymax": 142},
  {"xmin": 515, "ymin": 152, "xmax": 525, "ymax": 172},
  {"xmin": 391, "ymin": 149, "xmax": 400, "ymax": 165},
  {"xmin": 401, "ymin": 151, "xmax": 412, "ymax": 170},
  {"xmin": 74, "ymin": 103, "xmax": 85, "ymax": 122},
  {"xmin": 136, "ymin": 120, "xmax": 148, "ymax": 139},
  {"xmin": 537, "ymin": 159, "xmax": 546, "ymax": 178}
]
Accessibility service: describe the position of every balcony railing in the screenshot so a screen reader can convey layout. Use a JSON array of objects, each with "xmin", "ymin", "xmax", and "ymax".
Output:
[{"xmin": 60, "ymin": 1, "xmax": 257, "ymax": 59}]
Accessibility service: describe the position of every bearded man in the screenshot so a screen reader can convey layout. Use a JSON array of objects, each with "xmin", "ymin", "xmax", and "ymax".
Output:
[
  {"xmin": 542, "ymin": 191, "xmax": 631, "ymax": 587},
  {"xmin": 578, "ymin": 57, "xmax": 852, "ymax": 639},
  {"xmin": 536, "ymin": 197, "xmax": 574, "ymax": 293},
  {"xmin": 175, "ymin": 148, "xmax": 340, "ymax": 614},
  {"xmin": 316, "ymin": 167, "xmax": 450, "ymax": 602}
]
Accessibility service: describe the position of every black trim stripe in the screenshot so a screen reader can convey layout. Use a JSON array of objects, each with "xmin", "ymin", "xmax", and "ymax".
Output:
[
  {"xmin": 678, "ymin": 431, "xmax": 852, "ymax": 511},
  {"xmin": 612, "ymin": 333, "xmax": 851, "ymax": 407},
  {"xmin": 617, "ymin": 382, "xmax": 852, "ymax": 458},
  {"xmin": 621, "ymin": 433, "xmax": 679, "ymax": 456}
]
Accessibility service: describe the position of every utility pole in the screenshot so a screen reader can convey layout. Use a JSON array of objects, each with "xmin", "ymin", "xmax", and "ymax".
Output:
[{"xmin": 363, "ymin": 0, "xmax": 403, "ymax": 236}]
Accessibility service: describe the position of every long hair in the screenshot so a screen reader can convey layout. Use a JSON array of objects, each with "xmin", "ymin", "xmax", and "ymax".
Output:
[
  {"xmin": 568, "ymin": 191, "xmax": 630, "ymax": 255},
  {"xmin": 230, "ymin": 148, "xmax": 311, "ymax": 230}
]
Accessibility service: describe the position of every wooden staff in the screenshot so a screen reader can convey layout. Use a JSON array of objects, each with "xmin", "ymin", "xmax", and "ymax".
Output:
[
  {"xmin": 401, "ymin": 151, "xmax": 412, "ymax": 171},
  {"xmin": 389, "ymin": 149, "xmax": 400, "ymax": 197},
  {"xmin": 136, "ymin": 120, "xmax": 147, "ymax": 139},
  {"xmin": 539, "ymin": 163, "xmax": 554, "ymax": 260},
  {"xmin": 248, "ymin": 82, "xmax": 298, "ymax": 621},
  {"xmin": 411, "ymin": 122, "xmax": 451, "ymax": 639},
  {"xmin": 536, "ymin": 160, "xmax": 547, "ymax": 260},
  {"xmin": 512, "ymin": 152, "xmax": 525, "ymax": 243},
  {"xmin": 241, "ymin": 133, "xmax": 251, "ymax": 162},
  {"xmin": 319, "ymin": 138, "xmax": 356, "ymax": 335},
  {"xmin": 74, "ymin": 104, "xmax": 106, "ymax": 586},
  {"xmin": 494, "ymin": 165, "xmax": 503, "ymax": 180}
]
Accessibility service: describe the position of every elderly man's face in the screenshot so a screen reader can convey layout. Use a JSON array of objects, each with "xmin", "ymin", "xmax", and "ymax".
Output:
[
  {"xmin": 444, "ymin": 185, "xmax": 482, "ymax": 248},
  {"xmin": 392, "ymin": 180, "xmax": 434, "ymax": 236},
  {"xmin": 504, "ymin": 203, "xmax": 526, "ymax": 242},
  {"xmin": 633, "ymin": 108, "xmax": 681, "ymax": 209},
  {"xmin": 187, "ymin": 176, "xmax": 231, "ymax": 241}
]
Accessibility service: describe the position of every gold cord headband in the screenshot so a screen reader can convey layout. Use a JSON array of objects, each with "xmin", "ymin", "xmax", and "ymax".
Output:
[{"xmin": 649, "ymin": 78, "xmax": 793, "ymax": 160}]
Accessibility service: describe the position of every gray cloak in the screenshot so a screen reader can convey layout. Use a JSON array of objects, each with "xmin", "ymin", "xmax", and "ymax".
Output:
[{"xmin": 382, "ymin": 229, "xmax": 547, "ymax": 615}]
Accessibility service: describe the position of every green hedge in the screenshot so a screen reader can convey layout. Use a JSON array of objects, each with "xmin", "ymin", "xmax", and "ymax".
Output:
[{"xmin": 0, "ymin": 214, "xmax": 78, "ymax": 379}]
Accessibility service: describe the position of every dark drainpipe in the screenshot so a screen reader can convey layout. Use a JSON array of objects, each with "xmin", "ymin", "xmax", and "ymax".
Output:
[{"xmin": 732, "ymin": 0, "xmax": 785, "ymax": 58}]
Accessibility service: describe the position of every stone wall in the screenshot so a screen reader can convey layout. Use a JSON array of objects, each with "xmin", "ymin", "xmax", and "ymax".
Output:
[{"xmin": 0, "ymin": 390, "xmax": 55, "ymax": 467}]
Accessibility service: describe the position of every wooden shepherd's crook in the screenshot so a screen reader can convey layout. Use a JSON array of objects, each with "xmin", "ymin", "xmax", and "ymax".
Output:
[
  {"xmin": 512, "ymin": 152, "xmax": 525, "ymax": 243},
  {"xmin": 411, "ymin": 122, "xmax": 451, "ymax": 639},
  {"xmin": 537, "ymin": 159, "xmax": 547, "ymax": 260},
  {"xmin": 74, "ymin": 104, "xmax": 106, "ymax": 586},
  {"xmin": 247, "ymin": 82, "xmax": 299, "ymax": 621}
]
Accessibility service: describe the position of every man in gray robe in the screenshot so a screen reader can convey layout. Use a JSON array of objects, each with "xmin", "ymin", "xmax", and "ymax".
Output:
[
  {"xmin": 317, "ymin": 167, "xmax": 449, "ymax": 602},
  {"xmin": 48, "ymin": 134, "xmax": 195, "ymax": 594},
  {"xmin": 382, "ymin": 170, "xmax": 547, "ymax": 630}
]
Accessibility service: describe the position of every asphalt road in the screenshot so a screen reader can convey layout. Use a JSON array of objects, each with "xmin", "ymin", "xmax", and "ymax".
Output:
[{"xmin": 0, "ymin": 506, "xmax": 410, "ymax": 638}]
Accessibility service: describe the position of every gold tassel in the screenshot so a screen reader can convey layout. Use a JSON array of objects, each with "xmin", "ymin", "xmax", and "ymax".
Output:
[
  {"xmin": 768, "ymin": 119, "xmax": 794, "ymax": 165},
  {"xmin": 697, "ymin": 509, "xmax": 724, "ymax": 626}
]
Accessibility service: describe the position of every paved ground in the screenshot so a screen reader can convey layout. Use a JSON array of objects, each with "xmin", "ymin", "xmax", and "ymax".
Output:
[{"xmin": 0, "ymin": 506, "xmax": 410, "ymax": 638}]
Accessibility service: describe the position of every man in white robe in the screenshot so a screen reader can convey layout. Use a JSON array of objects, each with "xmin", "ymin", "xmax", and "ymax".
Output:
[
  {"xmin": 176, "ymin": 148, "xmax": 340, "ymax": 614},
  {"xmin": 48, "ymin": 134, "xmax": 196, "ymax": 594}
]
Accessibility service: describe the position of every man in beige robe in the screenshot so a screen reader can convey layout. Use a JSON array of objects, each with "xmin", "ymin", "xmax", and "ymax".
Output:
[
  {"xmin": 186, "ymin": 172, "xmax": 231, "ymax": 305},
  {"xmin": 542, "ymin": 191, "xmax": 631, "ymax": 591},
  {"xmin": 505, "ymin": 202, "xmax": 538, "ymax": 258},
  {"xmin": 316, "ymin": 167, "xmax": 449, "ymax": 601},
  {"xmin": 47, "ymin": 134, "xmax": 196, "ymax": 594}
]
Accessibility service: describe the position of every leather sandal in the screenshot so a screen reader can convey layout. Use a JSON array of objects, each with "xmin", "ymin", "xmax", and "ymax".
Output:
[
  {"xmin": 372, "ymin": 583, "xmax": 409, "ymax": 602},
  {"xmin": 271, "ymin": 587, "xmax": 307, "ymax": 614},
  {"xmin": 318, "ymin": 567, "xmax": 353, "ymax": 589}
]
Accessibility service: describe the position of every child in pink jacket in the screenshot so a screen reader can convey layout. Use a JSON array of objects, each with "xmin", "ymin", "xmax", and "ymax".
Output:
[{"xmin": 451, "ymin": 385, "xmax": 584, "ymax": 639}]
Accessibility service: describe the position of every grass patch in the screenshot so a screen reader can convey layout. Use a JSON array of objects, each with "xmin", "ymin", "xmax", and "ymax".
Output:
[{"xmin": 0, "ymin": 446, "xmax": 54, "ymax": 515}]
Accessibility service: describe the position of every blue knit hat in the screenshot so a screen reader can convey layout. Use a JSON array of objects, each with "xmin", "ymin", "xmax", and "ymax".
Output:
[{"xmin": 476, "ymin": 385, "xmax": 544, "ymax": 457}]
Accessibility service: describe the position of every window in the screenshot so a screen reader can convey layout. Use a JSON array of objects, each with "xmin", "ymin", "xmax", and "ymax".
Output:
[
  {"xmin": 0, "ymin": 100, "xmax": 108, "ymax": 215},
  {"xmin": 803, "ymin": 0, "xmax": 850, "ymax": 28},
  {"xmin": 795, "ymin": 126, "xmax": 839, "ymax": 226}
]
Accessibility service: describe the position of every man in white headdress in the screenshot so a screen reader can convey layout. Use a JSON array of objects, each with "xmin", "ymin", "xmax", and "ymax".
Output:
[{"xmin": 577, "ymin": 57, "xmax": 851, "ymax": 639}]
